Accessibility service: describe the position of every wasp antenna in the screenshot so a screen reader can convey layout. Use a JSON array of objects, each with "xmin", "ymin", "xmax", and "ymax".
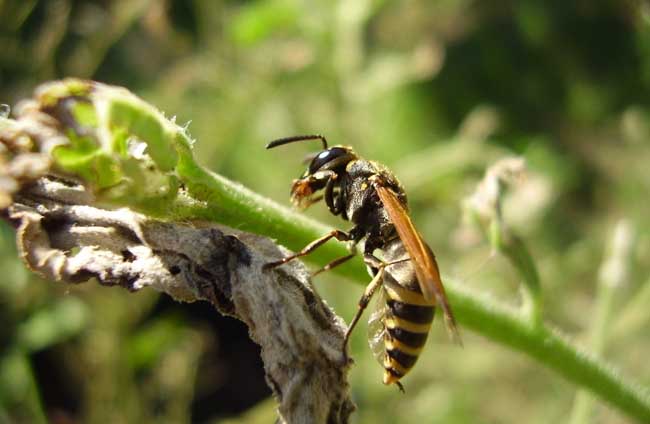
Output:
[{"xmin": 266, "ymin": 134, "xmax": 328, "ymax": 150}]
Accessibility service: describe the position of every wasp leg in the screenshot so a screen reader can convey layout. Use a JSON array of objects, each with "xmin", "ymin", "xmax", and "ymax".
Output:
[
  {"xmin": 263, "ymin": 229, "xmax": 351, "ymax": 270},
  {"xmin": 342, "ymin": 265, "xmax": 385, "ymax": 364},
  {"xmin": 395, "ymin": 381, "xmax": 405, "ymax": 393},
  {"xmin": 324, "ymin": 175, "xmax": 340, "ymax": 215},
  {"xmin": 302, "ymin": 194, "xmax": 324, "ymax": 208},
  {"xmin": 363, "ymin": 254, "xmax": 411, "ymax": 271},
  {"xmin": 341, "ymin": 255, "xmax": 413, "ymax": 363},
  {"xmin": 315, "ymin": 170, "xmax": 345, "ymax": 217},
  {"xmin": 312, "ymin": 253, "xmax": 356, "ymax": 277}
]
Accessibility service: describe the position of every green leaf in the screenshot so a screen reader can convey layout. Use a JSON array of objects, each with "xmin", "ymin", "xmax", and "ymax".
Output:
[
  {"xmin": 126, "ymin": 314, "xmax": 186, "ymax": 370},
  {"xmin": 229, "ymin": 1, "xmax": 298, "ymax": 46},
  {"xmin": 107, "ymin": 98, "xmax": 178, "ymax": 172},
  {"xmin": 16, "ymin": 297, "xmax": 89, "ymax": 352},
  {"xmin": 71, "ymin": 101, "xmax": 98, "ymax": 128}
]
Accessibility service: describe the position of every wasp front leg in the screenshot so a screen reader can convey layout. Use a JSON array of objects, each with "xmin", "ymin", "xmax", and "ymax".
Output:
[
  {"xmin": 324, "ymin": 173, "xmax": 347, "ymax": 216},
  {"xmin": 263, "ymin": 229, "xmax": 352, "ymax": 270}
]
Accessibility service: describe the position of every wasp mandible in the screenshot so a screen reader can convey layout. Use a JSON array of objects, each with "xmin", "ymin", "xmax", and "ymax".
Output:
[{"xmin": 265, "ymin": 135, "xmax": 461, "ymax": 390}]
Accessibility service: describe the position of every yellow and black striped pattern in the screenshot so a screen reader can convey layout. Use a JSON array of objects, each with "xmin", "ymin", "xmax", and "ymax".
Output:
[{"xmin": 381, "ymin": 279, "xmax": 435, "ymax": 385}]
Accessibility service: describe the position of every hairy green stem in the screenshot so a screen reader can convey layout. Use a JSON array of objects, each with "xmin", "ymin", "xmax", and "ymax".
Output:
[
  {"xmin": 496, "ymin": 229, "xmax": 544, "ymax": 327},
  {"xmin": 169, "ymin": 163, "xmax": 363, "ymax": 274},
  {"xmin": 451, "ymin": 281, "xmax": 649, "ymax": 423}
]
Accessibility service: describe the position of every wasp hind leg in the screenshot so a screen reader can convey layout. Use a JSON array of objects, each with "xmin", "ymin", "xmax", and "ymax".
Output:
[
  {"xmin": 312, "ymin": 253, "xmax": 356, "ymax": 276},
  {"xmin": 341, "ymin": 255, "xmax": 412, "ymax": 365},
  {"xmin": 341, "ymin": 265, "xmax": 385, "ymax": 365},
  {"xmin": 263, "ymin": 229, "xmax": 352, "ymax": 270},
  {"xmin": 395, "ymin": 381, "xmax": 405, "ymax": 393}
]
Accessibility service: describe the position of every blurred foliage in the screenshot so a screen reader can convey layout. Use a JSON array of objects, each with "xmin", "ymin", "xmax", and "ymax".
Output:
[{"xmin": 1, "ymin": 0, "xmax": 650, "ymax": 423}]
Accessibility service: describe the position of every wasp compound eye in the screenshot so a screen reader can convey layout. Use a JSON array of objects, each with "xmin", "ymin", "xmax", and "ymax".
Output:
[{"xmin": 309, "ymin": 147, "xmax": 349, "ymax": 174}]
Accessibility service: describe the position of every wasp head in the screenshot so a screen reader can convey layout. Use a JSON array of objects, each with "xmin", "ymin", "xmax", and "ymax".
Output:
[
  {"xmin": 289, "ymin": 146, "xmax": 356, "ymax": 208},
  {"xmin": 267, "ymin": 135, "xmax": 358, "ymax": 209}
]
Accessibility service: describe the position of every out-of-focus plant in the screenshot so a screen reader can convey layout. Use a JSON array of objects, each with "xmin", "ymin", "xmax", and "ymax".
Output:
[
  {"xmin": 2, "ymin": 1, "xmax": 650, "ymax": 423},
  {"xmin": 463, "ymin": 157, "xmax": 543, "ymax": 325},
  {"xmin": 569, "ymin": 221, "xmax": 634, "ymax": 424}
]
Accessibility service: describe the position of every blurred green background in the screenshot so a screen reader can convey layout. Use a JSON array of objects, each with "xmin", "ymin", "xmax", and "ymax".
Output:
[{"xmin": 2, "ymin": 1, "xmax": 650, "ymax": 423}]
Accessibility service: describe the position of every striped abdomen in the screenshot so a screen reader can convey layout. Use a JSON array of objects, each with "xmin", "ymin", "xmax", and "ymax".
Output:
[{"xmin": 380, "ymin": 277, "xmax": 435, "ymax": 385}]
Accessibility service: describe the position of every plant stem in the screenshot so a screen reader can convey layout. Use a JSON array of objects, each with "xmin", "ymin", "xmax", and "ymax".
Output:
[
  {"xmin": 450, "ymin": 279, "xmax": 649, "ymax": 423},
  {"xmin": 171, "ymin": 164, "xmax": 363, "ymax": 274},
  {"xmin": 497, "ymin": 230, "xmax": 544, "ymax": 326}
]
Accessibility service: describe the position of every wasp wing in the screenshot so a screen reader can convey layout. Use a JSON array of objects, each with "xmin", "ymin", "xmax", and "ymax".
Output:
[
  {"xmin": 375, "ymin": 184, "xmax": 461, "ymax": 344},
  {"xmin": 367, "ymin": 288, "xmax": 388, "ymax": 363}
]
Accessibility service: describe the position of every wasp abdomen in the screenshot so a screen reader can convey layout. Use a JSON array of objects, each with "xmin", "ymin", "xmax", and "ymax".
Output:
[
  {"xmin": 387, "ymin": 300, "xmax": 434, "ymax": 323},
  {"xmin": 381, "ymin": 280, "xmax": 435, "ymax": 385}
]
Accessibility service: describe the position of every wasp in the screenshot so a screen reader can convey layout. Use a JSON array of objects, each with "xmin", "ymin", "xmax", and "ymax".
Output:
[{"xmin": 265, "ymin": 135, "xmax": 460, "ymax": 390}]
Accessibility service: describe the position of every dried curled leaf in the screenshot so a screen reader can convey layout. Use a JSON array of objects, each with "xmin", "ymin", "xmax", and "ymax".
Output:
[
  {"xmin": 5, "ymin": 176, "xmax": 354, "ymax": 423},
  {"xmin": 0, "ymin": 80, "xmax": 356, "ymax": 424}
]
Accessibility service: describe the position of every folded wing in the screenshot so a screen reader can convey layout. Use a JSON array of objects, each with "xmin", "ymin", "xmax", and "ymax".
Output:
[{"xmin": 374, "ymin": 184, "xmax": 461, "ymax": 344}]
